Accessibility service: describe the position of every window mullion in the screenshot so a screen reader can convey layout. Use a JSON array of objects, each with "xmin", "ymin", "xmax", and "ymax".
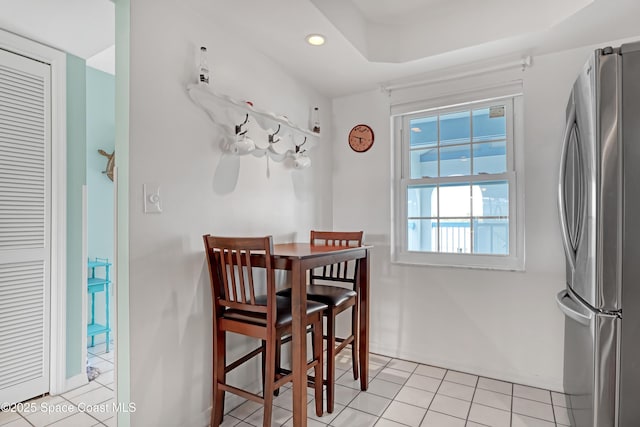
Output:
[
  {"xmin": 506, "ymin": 98, "xmax": 515, "ymax": 172},
  {"xmin": 402, "ymin": 116, "xmax": 410, "ymax": 179},
  {"xmin": 469, "ymin": 110, "xmax": 475, "ymax": 254},
  {"xmin": 436, "ymin": 114, "xmax": 441, "ymax": 252}
]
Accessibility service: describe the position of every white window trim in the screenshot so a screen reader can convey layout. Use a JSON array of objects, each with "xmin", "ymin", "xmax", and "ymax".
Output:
[{"xmin": 391, "ymin": 92, "xmax": 525, "ymax": 271}]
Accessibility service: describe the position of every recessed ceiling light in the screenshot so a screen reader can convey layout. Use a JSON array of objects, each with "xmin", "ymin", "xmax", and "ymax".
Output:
[{"xmin": 306, "ymin": 34, "xmax": 326, "ymax": 46}]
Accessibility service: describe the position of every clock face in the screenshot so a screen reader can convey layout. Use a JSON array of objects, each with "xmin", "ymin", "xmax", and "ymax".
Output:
[{"xmin": 348, "ymin": 124, "xmax": 374, "ymax": 153}]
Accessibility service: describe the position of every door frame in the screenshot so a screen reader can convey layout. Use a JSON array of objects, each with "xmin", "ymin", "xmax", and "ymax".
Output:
[{"xmin": 0, "ymin": 29, "xmax": 69, "ymax": 395}]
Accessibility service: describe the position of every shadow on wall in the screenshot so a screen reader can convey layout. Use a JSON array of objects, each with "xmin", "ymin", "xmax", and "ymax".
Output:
[
  {"xmin": 183, "ymin": 260, "xmax": 214, "ymax": 416},
  {"xmin": 213, "ymin": 153, "xmax": 240, "ymax": 195},
  {"xmin": 212, "ymin": 151, "xmax": 313, "ymax": 202}
]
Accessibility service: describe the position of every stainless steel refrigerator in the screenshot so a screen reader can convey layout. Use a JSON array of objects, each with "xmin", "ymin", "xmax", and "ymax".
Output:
[{"xmin": 557, "ymin": 41, "xmax": 640, "ymax": 427}]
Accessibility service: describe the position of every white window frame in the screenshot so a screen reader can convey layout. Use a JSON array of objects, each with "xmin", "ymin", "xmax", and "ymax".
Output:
[{"xmin": 391, "ymin": 93, "xmax": 525, "ymax": 270}]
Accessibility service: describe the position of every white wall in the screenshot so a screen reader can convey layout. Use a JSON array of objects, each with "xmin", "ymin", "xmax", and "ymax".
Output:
[
  {"xmin": 128, "ymin": 1, "xmax": 332, "ymax": 425},
  {"xmin": 331, "ymin": 45, "xmax": 610, "ymax": 392}
]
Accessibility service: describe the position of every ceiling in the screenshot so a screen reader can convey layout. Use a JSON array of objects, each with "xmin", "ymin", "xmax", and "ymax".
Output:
[
  {"xmin": 194, "ymin": 0, "xmax": 640, "ymax": 97},
  {"xmin": 1, "ymin": 0, "xmax": 639, "ymax": 97},
  {"xmin": 0, "ymin": 0, "xmax": 114, "ymax": 59},
  {"xmin": 351, "ymin": 0, "xmax": 447, "ymax": 24},
  {"xmin": 313, "ymin": 0, "xmax": 595, "ymax": 62}
]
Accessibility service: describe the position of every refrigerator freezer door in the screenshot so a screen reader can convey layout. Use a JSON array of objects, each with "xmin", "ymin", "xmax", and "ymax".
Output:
[
  {"xmin": 560, "ymin": 50, "xmax": 623, "ymax": 311},
  {"xmin": 557, "ymin": 289, "xmax": 619, "ymax": 427},
  {"xmin": 561, "ymin": 54, "xmax": 597, "ymax": 303}
]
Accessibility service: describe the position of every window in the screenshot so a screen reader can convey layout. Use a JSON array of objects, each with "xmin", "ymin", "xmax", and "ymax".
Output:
[{"xmin": 393, "ymin": 95, "xmax": 524, "ymax": 270}]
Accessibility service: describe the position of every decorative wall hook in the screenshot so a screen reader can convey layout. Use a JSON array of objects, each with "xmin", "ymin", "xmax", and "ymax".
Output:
[
  {"xmin": 295, "ymin": 136, "xmax": 307, "ymax": 153},
  {"xmin": 98, "ymin": 149, "xmax": 115, "ymax": 182},
  {"xmin": 235, "ymin": 114, "xmax": 249, "ymax": 134},
  {"xmin": 268, "ymin": 124, "xmax": 281, "ymax": 143}
]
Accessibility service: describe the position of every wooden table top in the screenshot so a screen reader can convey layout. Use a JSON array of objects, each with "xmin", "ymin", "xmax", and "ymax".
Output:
[{"xmin": 272, "ymin": 243, "xmax": 372, "ymax": 259}]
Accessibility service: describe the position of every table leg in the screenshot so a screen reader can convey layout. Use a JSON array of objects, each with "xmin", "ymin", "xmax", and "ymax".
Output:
[
  {"xmin": 359, "ymin": 249, "xmax": 370, "ymax": 390},
  {"xmin": 291, "ymin": 259, "xmax": 307, "ymax": 427}
]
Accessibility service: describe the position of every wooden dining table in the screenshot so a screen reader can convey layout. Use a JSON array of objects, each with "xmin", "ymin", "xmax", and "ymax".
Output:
[{"xmin": 271, "ymin": 242, "xmax": 372, "ymax": 426}]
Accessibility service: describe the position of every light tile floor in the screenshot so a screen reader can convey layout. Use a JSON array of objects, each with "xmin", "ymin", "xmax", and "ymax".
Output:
[
  {"xmin": 2, "ymin": 350, "xmax": 570, "ymax": 427},
  {"xmin": 221, "ymin": 353, "xmax": 571, "ymax": 427},
  {"xmin": 0, "ymin": 342, "xmax": 115, "ymax": 427}
]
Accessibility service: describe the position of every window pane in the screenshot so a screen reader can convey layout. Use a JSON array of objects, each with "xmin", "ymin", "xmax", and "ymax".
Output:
[
  {"xmin": 410, "ymin": 116, "xmax": 437, "ymax": 148},
  {"xmin": 475, "ymin": 181, "xmax": 509, "ymax": 217},
  {"xmin": 410, "ymin": 149, "xmax": 438, "ymax": 178},
  {"xmin": 473, "ymin": 106, "xmax": 506, "ymax": 142},
  {"xmin": 439, "ymin": 219, "xmax": 471, "ymax": 253},
  {"xmin": 407, "ymin": 219, "xmax": 438, "ymax": 252},
  {"xmin": 473, "ymin": 218, "xmax": 509, "ymax": 255},
  {"xmin": 439, "ymin": 183, "xmax": 470, "ymax": 217},
  {"xmin": 440, "ymin": 111, "xmax": 470, "ymax": 145},
  {"xmin": 473, "ymin": 141, "xmax": 507, "ymax": 175},
  {"xmin": 407, "ymin": 185, "xmax": 438, "ymax": 218},
  {"xmin": 439, "ymin": 145, "xmax": 471, "ymax": 177}
]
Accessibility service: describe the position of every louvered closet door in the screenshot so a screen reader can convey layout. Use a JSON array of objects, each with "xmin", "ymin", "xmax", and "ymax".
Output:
[{"xmin": 0, "ymin": 48, "xmax": 51, "ymax": 404}]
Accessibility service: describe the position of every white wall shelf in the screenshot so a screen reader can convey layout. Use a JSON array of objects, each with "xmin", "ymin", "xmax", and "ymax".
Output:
[
  {"xmin": 187, "ymin": 83, "xmax": 320, "ymax": 138},
  {"xmin": 186, "ymin": 83, "xmax": 318, "ymax": 169}
]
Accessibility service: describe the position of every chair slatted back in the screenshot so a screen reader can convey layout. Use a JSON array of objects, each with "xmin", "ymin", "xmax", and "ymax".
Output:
[
  {"xmin": 203, "ymin": 235, "xmax": 276, "ymax": 321},
  {"xmin": 310, "ymin": 231, "xmax": 363, "ymax": 287}
]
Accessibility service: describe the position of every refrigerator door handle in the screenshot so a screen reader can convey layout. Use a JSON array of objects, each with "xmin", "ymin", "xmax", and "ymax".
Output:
[
  {"xmin": 558, "ymin": 103, "xmax": 577, "ymax": 271},
  {"xmin": 556, "ymin": 290, "xmax": 593, "ymax": 326}
]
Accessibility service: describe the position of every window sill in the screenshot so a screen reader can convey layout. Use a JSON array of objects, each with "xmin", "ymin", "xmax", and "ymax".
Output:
[{"xmin": 391, "ymin": 251, "xmax": 525, "ymax": 272}]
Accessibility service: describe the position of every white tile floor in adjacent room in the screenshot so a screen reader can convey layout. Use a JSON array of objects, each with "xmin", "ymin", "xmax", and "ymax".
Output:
[
  {"xmin": 222, "ymin": 353, "xmax": 571, "ymax": 427},
  {"xmin": 0, "ymin": 342, "xmax": 115, "ymax": 427}
]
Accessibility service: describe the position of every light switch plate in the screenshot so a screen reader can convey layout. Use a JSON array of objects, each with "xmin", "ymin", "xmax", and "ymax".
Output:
[{"xmin": 143, "ymin": 183, "xmax": 162, "ymax": 213}]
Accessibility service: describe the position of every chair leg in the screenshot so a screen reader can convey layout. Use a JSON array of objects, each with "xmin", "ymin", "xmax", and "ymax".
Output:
[
  {"xmin": 211, "ymin": 329, "xmax": 226, "ymax": 427},
  {"xmin": 274, "ymin": 336, "xmax": 281, "ymax": 397},
  {"xmin": 260, "ymin": 340, "xmax": 266, "ymax": 392},
  {"xmin": 313, "ymin": 318, "xmax": 323, "ymax": 417},
  {"xmin": 262, "ymin": 334, "xmax": 276, "ymax": 427},
  {"xmin": 326, "ymin": 309, "xmax": 336, "ymax": 413},
  {"xmin": 351, "ymin": 301, "xmax": 359, "ymax": 380}
]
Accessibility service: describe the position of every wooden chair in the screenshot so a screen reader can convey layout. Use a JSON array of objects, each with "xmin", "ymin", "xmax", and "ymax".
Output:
[
  {"xmin": 277, "ymin": 230, "xmax": 363, "ymax": 413},
  {"xmin": 203, "ymin": 235, "xmax": 325, "ymax": 427}
]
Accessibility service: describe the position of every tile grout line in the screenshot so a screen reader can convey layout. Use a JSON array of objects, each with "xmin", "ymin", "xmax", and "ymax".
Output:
[
  {"xmin": 368, "ymin": 357, "xmax": 410, "ymax": 427},
  {"xmin": 550, "ymin": 390, "xmax": 558, "ymax": 426},
  {"xmin": 58, "ymin": 388, "xmax": 112, "ymax": 427},
  {"xmin": 416, "ymin": 368, "xmax": 448, "ymax": 426},
  {"xmin": 17, "ymin": 409, "xmax": 36, "ymax": 427},
  {"xmin": 464, "ymin": 376, "xmax": 480, "ymax": 424},
  {"xmin": 334, "ymin": 356, "xmax": 401, "ymax": 425},
  {"xmin": 337, "ymin": 355, "xmax": 392, "ymax": 424},
  {"xmin": 380, "ymin": 360, "xmax": 420, "ymax": 424},
  {"xmin": 510, "ymin": 382, "xmax": 514, "ymax": 427}
]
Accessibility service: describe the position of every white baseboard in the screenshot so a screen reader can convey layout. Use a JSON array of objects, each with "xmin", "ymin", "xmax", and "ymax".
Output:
[
  {"xmin": 370, "ymin": 342, "xmax": 564, "ymax": 393},
  {"xmin": 196, "ymin": 406, "xmax": 212, "ymax": 427},
  {"xmin": 58, "ymin": 373, "xmax": 89, "ymax": 395}
]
